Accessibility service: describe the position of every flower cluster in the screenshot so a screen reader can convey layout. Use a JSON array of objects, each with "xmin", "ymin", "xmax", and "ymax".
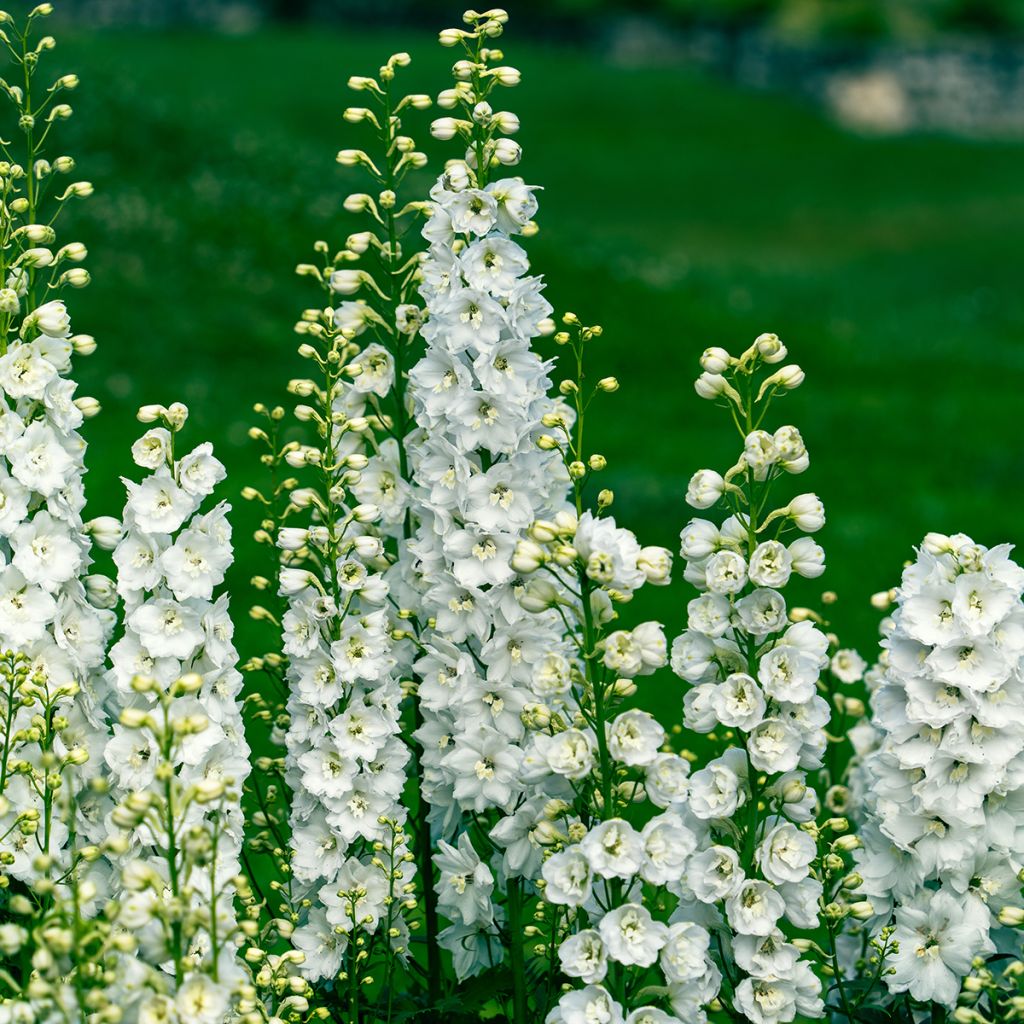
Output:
[
  {"xmin": 851, "ymin": 532, "xmax": 1024, "ymax": 1006},
  {"xmin": 4, "ymin": 7, "xmax": 1022, "ymax": 1024},
  {"xmin": 511, "ymin": 315, "xmax": 706, "ymax": 1024},
  {"xmin": 101, "ymin": 406, "xmax": 250, "ymax": 1003},
  {"xmin": 403, "ymin": 11, "xmax": 574, "ymax": 979},
  {"xmin": 667, "ymin": 336, "xmax": 832, "ymax": 1024},
  {"xmin": 247, "ymin": 50, "xmax": 431, "ymax": 1012}
]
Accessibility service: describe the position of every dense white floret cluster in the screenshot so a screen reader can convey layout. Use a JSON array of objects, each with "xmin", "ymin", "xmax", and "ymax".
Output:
[
  {"xmin": 852, "ymin": 533, "xmax": 1024, "ymax": 1006},
  {"xmin": 4, "ymin": 7, "xmax": 1022, "ymax": 1024},
  {"xmin": 101, "ymin": 407, "xmax": 250, "ymax": 998}
]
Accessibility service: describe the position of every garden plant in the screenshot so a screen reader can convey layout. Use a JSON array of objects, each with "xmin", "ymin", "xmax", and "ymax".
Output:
[{"xmin": 0, "ymin": 5, "xmax": 1019, "ymax": 1024}]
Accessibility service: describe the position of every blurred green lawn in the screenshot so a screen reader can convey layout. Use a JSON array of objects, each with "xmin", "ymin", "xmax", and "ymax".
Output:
[{"xmin": 50, "ymin": 24, "xmax": 1024, "ymax": 708}]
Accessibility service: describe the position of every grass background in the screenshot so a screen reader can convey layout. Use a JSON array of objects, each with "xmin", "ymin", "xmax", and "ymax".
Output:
[{"xmin": 41, "ymin": 21, "xmax": 1024, "ymax": 717}]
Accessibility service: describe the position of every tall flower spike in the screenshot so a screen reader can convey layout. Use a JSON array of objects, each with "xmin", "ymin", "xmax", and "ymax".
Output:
[
  {"xmin": 668, "ymin": 335, "xmax": 830, "ymax": 1024},
  {"xmin": 0, "ymin": 3, "xmax": 113, "ymax": 880},
  {"xmin": 272, "ymin": 48, "xmax": 428, "ymax": 1009},
  {"xmin": 513, "ymin": 316, "xmax": 709, "ymax": 1024},
  {"xmin": 848, "ymin": 532, "xmax": 1024, "ymax": 1008},
  {"xmin": 102, "ymin": 404, "xmax": 249, "ymax": 1005},
  {"xmin": 404, "ymin": 9, "xmax": 574, "ymax": 983}
]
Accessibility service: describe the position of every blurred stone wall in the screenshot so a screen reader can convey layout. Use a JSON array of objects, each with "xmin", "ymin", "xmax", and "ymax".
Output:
[{"xmin": 605, "ymin": 17, "xmax": 1024, "ymax": 137}]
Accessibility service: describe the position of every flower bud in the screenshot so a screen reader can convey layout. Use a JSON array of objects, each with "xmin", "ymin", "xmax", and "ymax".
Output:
[
  {"xmin": 491, "ymin": 66, "xmax": 521, "ymax": 86},
  {"xmin": 519, "ymin": 579, "xmax": 559, "ymax": 613},
  {"xmin": 700, "ymin": 347, "xmax": 731, "ymax": 373},
  {"xmin": 85, "ymin": 516, "xmax": 122, "ymax": 551},
  {"xmin": 686, "ymin": 469, "xmax": 725, "ymax": 510},
  {"xmin": 511, "ymin": 540, "xmax": 545, "ymax": 574},
  {"xmin": 787, "ymin": 493, "xmax": 826, "ymax": 532},
  {"xmin": 755, "ymin": 332, "xmax": 787, "ymax": 363},
  {"xmin": 999, "ymin": 907, "xmax": 1024, "ymax": 927},
  {"xmin": 136, "ymin": 404, "xmax": 166, "ymax": 423},
  {"xmin": 694, "ymin": 372, "xmax": 727, "ymax": 400}
]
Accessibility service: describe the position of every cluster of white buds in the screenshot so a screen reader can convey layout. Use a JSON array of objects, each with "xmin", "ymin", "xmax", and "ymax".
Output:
[
  {"xmin": 849, "ymin": 532, "xmax": 1024, "ymax": 1007},
  {"xmin": 666, "ymin": 335, "xmax": 834, "ymax": 1024},
  {"xmin": 403, "ymin": 9, "xmax": 577, "ymax": 983}
]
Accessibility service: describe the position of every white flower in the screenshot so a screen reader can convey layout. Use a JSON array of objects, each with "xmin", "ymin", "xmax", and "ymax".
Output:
[
  {"xmin": 446, "ymin": 188, "xmax": 498, "ymax": 235},
  {"xmin": 175, "ymin": 975, "xmax": 229, "ymax": 1024},
  {"xmin": 830, "ymin": 647, "xmax": 866, "ymax": 683},
  {"xmin": 726, "ymin": 880, "xmax": 787, "ymax": 936},
  {"xmin": 712, "ymin": 673, "xmax": 766, "ymax": 731},
  {"xmin": 747, "ymin": 718, "xmax": 802, "ymax": 774},
  {"xmin": 177, "ymin": 442, "xmax": 227, "ymax": 497},
  {"xmin": 680, "ymin": 518, "xmax": 723, "ymax": 560},
  {"xmin": 435, "ymin": 833, "xmax": 495, "ymax": 927},
  {"xmin": 32, "ymin": 299, "xmax": 72, "ymax": 337},
  {"xmin": 558, "ymin": 929, "xmax": 607, "ymax": 984},
  {"xmin": 659, "ymin": 921, "xmax": 711, "ymax": 983},
  {"xmin": 574, "ymin": 512, "xmax": 646, "ymax": 594},
  {"xmin": 735, "ymin": 589, "xmax": 787, "ymax": 637},
  {"xmin": 686, "ymin": 470, "xmax": 725, "ymax": 510},
  {"xmin": 580, "ymin": 819, "xmax": 644, "ymax": 880},
  {"xmin": 758, "ymin": 645, "xmax": 819, "ymax": 703},
  {"xmin": 640, "ymin": 813, "xmax": 695, "ymax": 885},
  {"xmin": 638, "ymin": 545, "xmax": 673, "ymax": 585},
  {"xmin": 625, "ymin": 1009, "xmax": 681, "ymax": 1024},
  {"xmin": 598, "ymin": 903, "xmax": 667, "ymax": 967},
  {"xmin": 129, "ymin": 598, "xmax": 204, "ymax": 659},
  {"xmin": 888, "ymin": 889, "xmax": 992, "ymax": 1007},
  {"xmin": 7, "ymin": 420, "xmax": 74, "ymax": 495},
  {"xmin": 786, "ymin": 493, "xmax": 825, "ymax": 532},
  {"xmin": 104, "ymin": 724, "xmax": 159, "ymax": 791},
  {"xmin": 292, "ymin": 907, "xmax": 347, "ymax": 982},
  {"xmin": 542, "ymin": 847, "xmax": 593, "ymax": 907},
  {"xmin": 686, "ymin": 846, "xmax": 744, "ymax": 903},
  {"xmin": 114, "ymin": 530, "xmax": 167, "ymax": 594},
  {"xmin": 688, "ymin": 751, "xmax": 746, "ymax": 820},
  {"xmin": 536, "ymin": 729, "xmax": 596, "ymax": 780},
  {"xmin": 10, "ymin": 510, "xmax": 82, "ymax": 591},
  {"xmin": 734, "ymin": 976, "xmax": 797, "ymax": 1024},
  {"xmin": 160, "ymin": 524, "xmax": 232, "ymax": 601},
  {"xmin": 124, "ymin": 468, "xmax": 195, "ymax": 533},
  {"xmin": 550, "ymin": 985, "xmax": 624, "ymax": 1024},
  {"xmin": 704, "ymin": 550, "xmax": 747, "ymax": 595},
  {"xmin": 733, "ymin": 930, "xmax": 800, "ymax": 978},
  {"xmin": 645, "ymin": 753, "xmax": 691, "ymax": 808},
  {"xmin": 670, "ymin": 631, "xmax": 717, "ymax": 682},
  {"xmin": 443, "ymin": 726, "xmax": 522, "ymax": 811},
  {"xmin": 756, "ymin": 822, "xmax": 816, "ymax": 885},
  {"xmin": 0, "ymin": 569, "xmax": 58, "ymax": 644},
  {"xmin": 131, "ymin": 427, "xmax": 172, "ymax": 469},
  {"xmin": 748, "ymin": 541, "xmax": 792, "ymax": 588},
  {"xmin": 788, "ymin": 537, "xmax": 825, "ymax": 578},
  {"xmin": 608, "ymin": 710, "xmax": 664, "ymax": 767}
]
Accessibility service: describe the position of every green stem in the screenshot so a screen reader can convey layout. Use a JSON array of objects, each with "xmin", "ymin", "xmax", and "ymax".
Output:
[{"xmin": 506, "ymin": 877, "xmax": 529, "ymax": 1024}]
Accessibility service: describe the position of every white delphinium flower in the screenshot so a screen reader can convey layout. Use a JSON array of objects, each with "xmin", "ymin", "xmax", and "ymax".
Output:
[
  {"xmin": 666, "ymin": 337, "xmax": 831, "ymax": 1024},
  {"xmin": 849, "ymin": 532, "xmax": 1024, "ymax": 1007},
  {"xmin": 102, "ymin": 408, "xmax": 248, "ymax": 1006},
  {"xmin": 512, "ymin": 315, "xmax": 716, "ymax": 1023},
  {"xmin": 0, "ymin": 20, "xmax": 121, "ymax": 1017},
  {"xmin": 110, "ymin": 670, "xmax": 253, "ymax": 1022},
  {"xmin": 247, "ymin": 49, "xmax": 431, "ymax": 1013},
  {"xmin": 404, "ymin": 13, "xmax": 575, "ymax": 989}
]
